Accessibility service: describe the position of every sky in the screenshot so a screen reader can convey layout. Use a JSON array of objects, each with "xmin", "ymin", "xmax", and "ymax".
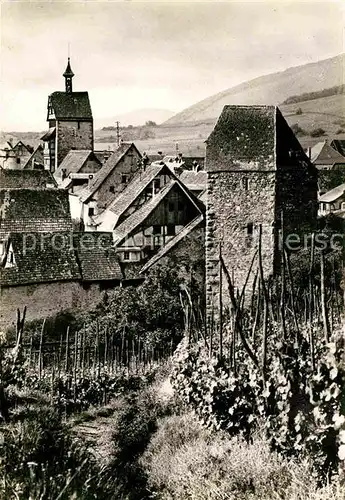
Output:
[{"xmin": 1, "ymin": 0, "xmax": 344, "ymax": 131}]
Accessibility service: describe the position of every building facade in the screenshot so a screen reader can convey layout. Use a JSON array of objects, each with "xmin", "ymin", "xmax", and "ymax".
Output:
[
  {"xmin": 42, "ymin": 59, "xmax": 93, "ymax": 173},
  {"xmin": 205, "ymin": 105, "xmax": 317, "ymax": 317}
]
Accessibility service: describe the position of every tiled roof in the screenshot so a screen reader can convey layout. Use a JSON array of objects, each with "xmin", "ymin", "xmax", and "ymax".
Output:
[
  {"xmin": 96, "ymin": 162, "xmax": 174, "ymax": 223},
  {"xmin": 1, "ymin": 232, "xmax": 80, "ymax": 286},
  {"xmin": 113, "ymin": 179, "xmax": 204, "ymax": 245},
  {"xmin": 80, "ymin": 143, "xmax": 139, "ymax": 202},
  {"xmin": 319, "ymin": 183, "xmax": 345, "ymax": 203},
  {"xmin": 49, "ymin": 91, "xmax": 92, "ymax": 120},
  {"xmin": 23, "ymin": 145, "xmax": 44, "ymax": 169},
  {"xmin": 311, "ymin": 141, "xmax": 345, "ymax": 165},
  {"xmin": 179, "ymin": 170, "xmax": 207, "ymax": 191},
  {"xmin": 113, "ymin": 181, "xmax": 176, "ymax": 244},
  {"xmin": 55, "ymin": 150, "xmax": 97, "ymax": 179},
  {"xmin": 331, "ymin": 140, "xmax": 345, "ymax": 157},
  {"xmin": 0, "ymin": 189, "xmax": 72, "ymax": 238},
  {"xmin": 140, "ymin": 214, "xmax": 204, "ymax": 273},
  {"xmin": 0, "ymin": 169, "xmax": 57, "ymax": 189},
  {"xmin": 206, "ymin": 105, "xmax": 276, "ymax": 169},
  {"xmin": 72, "ymin": 232, "xmax": 123, "ymax": 281},
  {"xmin": 41, "ymin": 128, "xmax": 56, "ymax": 141},
  {"xmin": 1, "ymin": 231, "xmax": 124, "ymax": 286}
]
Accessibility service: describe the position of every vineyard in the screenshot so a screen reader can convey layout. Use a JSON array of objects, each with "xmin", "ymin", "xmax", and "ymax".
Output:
[
  {"xmin": 0, "ymin": 244, "xmax": 345, "ymax": 498},
  {"xmin": 172, "ymin": 228, "xmax": 345, "ymax": 482}
]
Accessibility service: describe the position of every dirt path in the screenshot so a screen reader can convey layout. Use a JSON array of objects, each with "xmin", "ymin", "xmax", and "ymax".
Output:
[
  {"xmin": 69, "ymin": 399, "xmax": 122, "ymax": 465},
  {"xmin": 70, "ymin": 377, "xmax": 174, "ymax": 465}
]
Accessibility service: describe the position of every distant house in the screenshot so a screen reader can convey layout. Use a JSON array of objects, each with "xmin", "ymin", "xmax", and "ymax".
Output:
[
  {"xmin": 23, "ymin": 145, "xmax": 44, "ymax": 170},
  {"xmin": 41, "ymin": 58, "xmax": 93, "ymax": 173},
  {"xmin": 0, "ymin": 188, "xmax": 72, "ymax": 239},
  {"xmin": 112, "ymin": 178, "xmax": 204, "ymax": 264},
  {"xmin": 330, "ymin": 139, "xmax": 345, "ymax": 158},
  {"xmin": 0, "ymin": 231, "xmax": 123, "ymax": 327},
  {"xmin": 54, "ymin": 150, "xmax": 102, "ymax": 194},
  {"xmin": 179, "ymin": 170, "xmax": 207, "ymax": 198},
  {"xmin": 78, "ymin": 142, "xmax": 142, "ymax": 227},
  {"xmin": 310, "ymin": 140, "xmax": 345, "ymax": 170},
  {"xmin": 319, "ymin": 183, "xmax": 345, "ymax": 217},
  {"xmin": 0, "ymin": 141, "xmax": 32, "ymax": 169},
  {"xmin": 94, "ymin": 162, "xmax": 178, "ymax": 232},
  {"xmin": 0, "ymin": 169, "xmax": 57, "ymax": 190}
]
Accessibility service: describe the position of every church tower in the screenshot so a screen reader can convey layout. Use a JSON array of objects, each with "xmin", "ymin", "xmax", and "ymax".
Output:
[
  {"xmin": 41, "ymin": 59, "xmax": 93, "ymax": 173},
  {"xmin": 63, "ymin": 57, "xmax": 74, "ymax": 93}
]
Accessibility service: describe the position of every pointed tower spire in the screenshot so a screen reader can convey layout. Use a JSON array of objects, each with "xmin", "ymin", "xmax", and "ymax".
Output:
[{"xmin": 63, "ymin": 57, "xmax": 74, "ymax": 93}]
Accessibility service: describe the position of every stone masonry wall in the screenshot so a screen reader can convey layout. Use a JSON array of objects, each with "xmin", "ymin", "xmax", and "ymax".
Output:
[
  {"xmin": 206, "ymin": 171, "xmax": 277, "ymax": 318},
  {"xmin": 57, "ymin": 120, "xmax": 93, "ymax": 168}
]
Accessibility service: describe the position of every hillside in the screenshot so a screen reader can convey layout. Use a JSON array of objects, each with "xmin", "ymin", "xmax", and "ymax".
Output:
[
  {"xmin": 95, "ymin": 108, "xmax": 176, "ymax": 129},
  {"xmin": 165, "ymin": 54, "xmax": 345, "ymax": 125}
]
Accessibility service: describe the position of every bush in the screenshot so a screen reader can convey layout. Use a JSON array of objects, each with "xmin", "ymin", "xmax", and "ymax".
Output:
[
  {"xmin": 0, "ymin": 407, "xmax": 106, "ymax": 499},
  {"xmin": 310, "ymin": 127, "xmax": 326, "ymax": 138},
  {"xmin": 142, "ymin": 413, "xmax": 345, "ymax": 500},
  {"xmin": 295, "ymin": 107, "xmax": 303, "ymax": 115},
  {"xmin": 102, "ymin": 378, "xmax": 176, "ymax": 499},
  {"xmin": 291, "ymin": 123, "xmax": 307, "ymax": 137}
]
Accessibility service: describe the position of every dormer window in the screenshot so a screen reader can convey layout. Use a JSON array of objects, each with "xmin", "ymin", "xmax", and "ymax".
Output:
[
  {"xmin": 121, "ymin": 174, "xmax": 128, "ymax": 184},
  {"xmin": 109, "ymin": 185, "xmax": 115, "ymax": 193}
]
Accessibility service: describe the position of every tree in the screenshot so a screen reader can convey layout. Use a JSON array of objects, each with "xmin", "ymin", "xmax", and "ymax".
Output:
[{"xmin": 145, "ymin": 120, "xmax": 157, "ymax": 127}]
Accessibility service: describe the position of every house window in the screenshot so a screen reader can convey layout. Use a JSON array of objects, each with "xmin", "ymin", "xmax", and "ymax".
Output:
[
  {"xmin": 123, "ymin": 251, "xmax": 130, "ymax": 261},
  {"xmin": 77, "ymin": 121, "xmax": 80, "ymax": 129},
  {"xmin": 16, "ymin": 158, "xmax": 20, "ymax": 164},
  {"xmin": 167, "ymin": 225, "xmax": 176, "ymax": 236},
  {"xmin": 109, "ymin": 185, "xmax": 115, "ymax": 193},
  {"xmin": 121, "ymin": 174, "xmax": 128, "ymax": 184},
  {"xmin": 88, "ymin": 207, "xmax": 95, "ymax": 217},
  {"xmin": 247, "ymin": 223, "xmax": 253, "ymax": 236},
  {"xmin": 341, "ymin": 202, "xmax": 345, "ymax": 210},
  {"xmin": 242, "ymin": 177, "xmax": 249, "ymax": 190},
  {"xmin": 153, "ymin": 225, "xmax": 161, "ymax": 235},
  {"xmin": 153, "ymin": 179, "xmax": 160, "ymax": 190},
  {"xmin": 168, "ymin": 202, "xmax": 174, "ymax": 212}
]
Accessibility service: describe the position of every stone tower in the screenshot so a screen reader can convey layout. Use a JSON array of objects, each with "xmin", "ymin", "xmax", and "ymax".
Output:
[
  {"xmin": 41, "ymin": 59, "xmax": 93, "ymax": 173},
  {"xmin": 205, "ymin": 105, "xmax": 317, "ymax": 317}
]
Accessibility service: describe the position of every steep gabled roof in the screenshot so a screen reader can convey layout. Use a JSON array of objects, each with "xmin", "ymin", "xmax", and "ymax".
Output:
[
  {"xmin": 49, "ymin": 91, "xmax": 92, "ymax": 120},
  {"xmin": 319, "ymin": 183, "xmax": 345, "ymax": 203},
  {"xmin": 0, "ymin": 169, "xmax": 57, "ymax": 189},
  {"xmin": 113, "ymin": 180, "xmax": 204, "ymax": 245},
  {"xmin": 140, "ymin": 214, "xmax": 204, "ymax": 273},
  {"xmin": 179, "ymin": 170, "xmax": 207, "ymax": 191},
  {"xmin": 311, "ymin": 141, "xmax": 345, "ymax": 165},
  {"xmin": 95, "ymin": 162, "xmax": 175, "ymax": 224},
  {"xmin": 55, "ymin": 150, "xmax": 100, "ymax": 179},
  {"xmin": 0, "ymin": 189, "xmax": 72, "ymax": 238},
  {"xmin": 206, "ymin": 105, "xmax": 276, "ymax": 171},
  {"xmin": 331, "ymin": 139, "xmax": 345, "ymax": 157},
  {"xmin": 80, "ymin": 143, "xmax": 140, "ymax": 202},
  {"xmin": 23, "ymin": 145, "xmax": 44, "ymax": 169},
  {"xmin": 0, "ymin": 232, "xmax": 80, "ymax": 286},
  {"xmin": 72, "ymin": 232, "xmax": 123, "ymax": 281}
]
